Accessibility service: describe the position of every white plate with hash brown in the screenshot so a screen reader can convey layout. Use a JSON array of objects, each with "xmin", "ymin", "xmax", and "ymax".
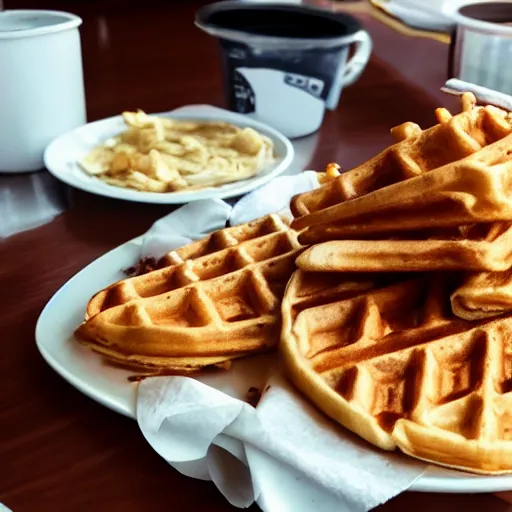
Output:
[
  {"xmin": 35, "ymin": 234, "xmax": 512, "ymax": 495},
  {"xmin": 44, "ymin": 105, "xmax": 294, "ymax": 204}
]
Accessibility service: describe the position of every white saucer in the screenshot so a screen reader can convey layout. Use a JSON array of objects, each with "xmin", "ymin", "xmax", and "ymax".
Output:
[{"xmin": 44, "ymin": 104, "xmax": 294, "ymax": 204}]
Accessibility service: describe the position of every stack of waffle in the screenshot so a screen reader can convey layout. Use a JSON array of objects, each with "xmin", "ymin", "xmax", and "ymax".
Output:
[
  {"xmin": 75, "ymin": 93, "xmax": 512, "ymax": 474},
  {"xmin": 77, "ymin": 213, "xmax": 302, "ymax": 373}
]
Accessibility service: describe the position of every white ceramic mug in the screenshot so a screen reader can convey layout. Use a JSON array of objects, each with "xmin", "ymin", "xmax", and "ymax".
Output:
[{"xmin": 0, "ymin": 10, "xmax": 86, "ymax": 173}]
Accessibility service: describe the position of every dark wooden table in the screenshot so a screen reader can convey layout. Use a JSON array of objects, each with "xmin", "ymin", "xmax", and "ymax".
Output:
[{"xmin": 1, "ymin": 1, "xmax": 512, "ymax": 511}]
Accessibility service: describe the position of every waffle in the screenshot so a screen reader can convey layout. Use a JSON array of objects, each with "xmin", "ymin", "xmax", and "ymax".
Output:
[
  {"xmin": 87, "ymin": 214, "xmax": 296, "ymax": 318},
  {"xmin": 296, "ymin": 222, "xmax": 512, "ymax": 273},
  {"xmin": 295, "ymin": 132, "xmax": 512, "ymax": 244},
  {"xmin": 291, "ymin": 97, "xmax": 512, "ymax": 230},
  {"xmin": 85, "ymin": 165, "xmax": 341, "ymax": 320},
  {"xmin": 452, "ymin": 268, "xmax": 512, "ymax": 320},
  {"xmin": 76, "ymin": 214, "xmax": 303, "ymax": 372},
  {"xmin": 281, "ymin": 270, "xmax": 512, "ymax": 474}
]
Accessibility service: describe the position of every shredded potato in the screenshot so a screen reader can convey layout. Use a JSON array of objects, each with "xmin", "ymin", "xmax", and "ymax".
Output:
[{"xmin": 78, "ymin": 110, "xmax": 275, "ymax": 193}]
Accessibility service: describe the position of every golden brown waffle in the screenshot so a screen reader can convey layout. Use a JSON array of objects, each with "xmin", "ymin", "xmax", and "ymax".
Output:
[
  {"xmin": 281, "ymin": 270, "xmax": 512, "ymax": 474},
  {"xmin": 452, "ymin": 267, "xmax": 512, "ymax": 320},
  {"xmin": 291, "ymin": 97, "xmax": 512, "ymax": 229},
  {"xmin": 295, "ymin": 133, "xmax": 512, "ymax": 244},
  {"xmin": 84, "ymin": 163, "xmax": 343, "ymax": 320},
  {"xmin": 296, "ymin": 222, "xmax": 512, "ymax": 273},
  {"xmin": 87, "ymin": 214, "xmax": 297, "ymax": 318},
  {"xmin": 77, "ymin": 214, "xmax": 303, "ymax": 372}
]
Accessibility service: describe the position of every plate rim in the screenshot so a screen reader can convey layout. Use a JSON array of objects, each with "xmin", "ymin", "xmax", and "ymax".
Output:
[
  {"xmin": 35, "ymin": 236, "xmax": 512, "ymax": 494},
  {"xmin": 35, "ymin": 237, "xmax": 143, "ymax": 418},
  {"xmin": 43, "ymin": 104, "xmax": 295, "ymax": 204}
]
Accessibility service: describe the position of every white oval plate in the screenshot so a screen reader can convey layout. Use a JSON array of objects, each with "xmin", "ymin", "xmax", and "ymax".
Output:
[
  {"xmin": 44, "ymin": 104, "xmax": 294, "ymax": 204},
  {"xmin": 35, "ymin": 236, "xmax": 512, "ymax": 494}
]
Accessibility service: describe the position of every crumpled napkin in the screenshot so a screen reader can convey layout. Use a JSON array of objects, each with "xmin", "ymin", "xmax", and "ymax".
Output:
[
  {"xmin": 134, "ymin": 172, "xmax": 426, "ymax": 512},
  {"xmin": 137, "ymin": 374, "xmax": 424, "ymax": 512},
  {"xmin": 140, "ymin": 171, "xmax": 320, "ymax": 257},
  {"xmin": 372, "ymin": 0, "xmax": 454, "ymax": 32}
]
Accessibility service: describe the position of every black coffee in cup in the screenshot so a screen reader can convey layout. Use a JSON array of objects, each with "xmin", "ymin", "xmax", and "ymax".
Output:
[{"xmin": 195, "ymin": 2, "xmax": 372, "ymax": 138}]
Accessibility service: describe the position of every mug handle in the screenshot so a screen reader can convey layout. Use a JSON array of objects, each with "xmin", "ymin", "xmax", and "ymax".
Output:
[{"xmin": 325, "ymin": 30, "xmax": 373, "ymax": 110}]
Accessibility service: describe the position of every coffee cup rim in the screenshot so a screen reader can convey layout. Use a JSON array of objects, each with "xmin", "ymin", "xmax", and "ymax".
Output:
[
  {"xmin": 0, "ymin": 10, "xmax": 82, "ymax": 39},
  {"xmin": 195, "ymin": 1, "xmax": 363, "ymax": 49},
  {"xmin": 443, "ymin": 0, "xmax": 512, "ymax": 35}
]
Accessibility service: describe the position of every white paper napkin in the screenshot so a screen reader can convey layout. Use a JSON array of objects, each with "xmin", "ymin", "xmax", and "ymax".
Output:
[
  {"xmin": 135, "ymin": 173, "xmax": 426, "ymax": 512},
  {"xmin": 139, "ymin": 171, "xmax": 320, "ymax": 258},
  {"xmin": 373, "ymin": 0, "xmax": 454, "ymax": 32}
]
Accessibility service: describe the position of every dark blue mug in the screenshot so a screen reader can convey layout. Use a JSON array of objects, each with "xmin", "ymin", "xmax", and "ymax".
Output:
[{"xmin": 195, "ymin": 1, "xmax": 372, "ymax": 138}]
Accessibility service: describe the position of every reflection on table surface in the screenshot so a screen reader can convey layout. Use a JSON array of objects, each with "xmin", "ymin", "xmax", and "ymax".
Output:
[{"xmin": 0, "ymin": 171, "xmax": 67, "ymax": 239}]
